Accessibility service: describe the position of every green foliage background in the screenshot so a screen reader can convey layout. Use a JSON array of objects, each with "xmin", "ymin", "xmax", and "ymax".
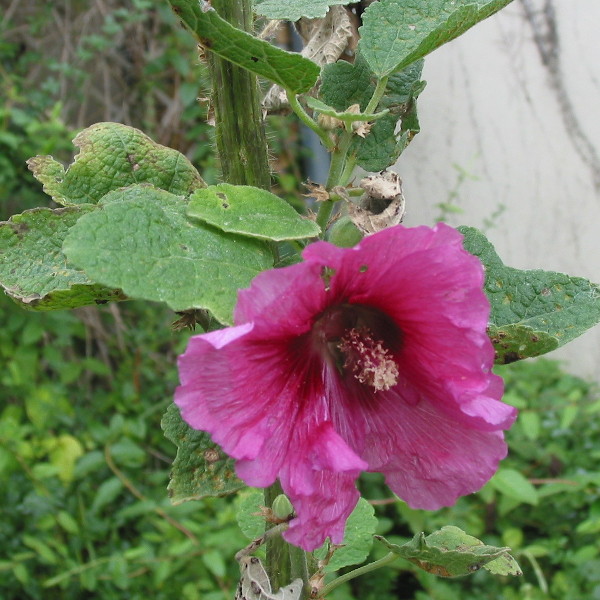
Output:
[{"xmin": 2, "ymin": 2, "xmax": 600, "ymax": 599}]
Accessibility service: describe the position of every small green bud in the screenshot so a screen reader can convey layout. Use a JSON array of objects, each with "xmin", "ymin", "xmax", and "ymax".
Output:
[
  {"xmin": 327, "ymin": 215, "xmax": 364, "ymax": 248},
  {"xmin": 271, "ymin": 494, "xmax": 294, "ymax": 521}
]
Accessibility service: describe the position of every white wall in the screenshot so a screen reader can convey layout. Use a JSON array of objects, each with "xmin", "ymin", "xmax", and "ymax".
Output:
[{"xmin": 398, "ymin": 0, "xmax": 600, "ymax": 378}]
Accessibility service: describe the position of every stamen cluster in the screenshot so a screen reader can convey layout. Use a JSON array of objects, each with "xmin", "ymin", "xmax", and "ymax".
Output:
[{"xmin": 338, "ymin": 327, "xmax": 399, "ymax": 391}]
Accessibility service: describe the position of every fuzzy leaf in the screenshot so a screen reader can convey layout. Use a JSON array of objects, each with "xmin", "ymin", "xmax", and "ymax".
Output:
[
  {"xmin": 354, "ymin": 61, "xmax": 425, "ymax": 170},
  {"xmin": 487, "ymin": 324, "xmax": 559, "ymax": 365},
  {"xmin": 483, "ymin": 553, "xmax": 523, "ymax": 577},
  {"xmin": 319, "ymin": 57, "xmax": 373, "ymax": 111},
  {"xmin": 161, "ymin": 404, "xmax": 244, "ymax": 503},
  {"xmin": 254, "ymin": 0, "xmax": 354, "ymax": 20},
  {"xmin": 187, "ymin": 184, "xmax": 320, "ymax": 241},
  {"xmin": 359, "ymin": 0, "xmax": 513, "ymax": 78},
  {"xmin": 320, "ymin": 57, "xmax": 425, "ymax": 171},
  {"xmin": 0, "ymin": 206, "xmax": 123, "ymax": 310},
  {"xmin": 461, "ymin": 226, "xmax": 600, "ymax": 363},
  {"xmin": 313, "ymin": 498, "xmax": 378, "ymax": 572},
  {"xmin": 27, "ymin": 122, "xmax": 205, "ymax": 206},
  {"xmin": 167, "ymin": 0, "xmax": 319, "ymax": 93},
  {"xmin": 62, "ymin": 185, "xmax": 272, "ymax": 324},
  {"xmin": 376, "ymin": 526, "xmax": 521, "ymax": 578}
]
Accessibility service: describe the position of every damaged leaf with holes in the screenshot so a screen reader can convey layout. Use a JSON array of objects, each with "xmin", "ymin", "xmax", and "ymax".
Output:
[
  {"xmin": 27, "ymin": 122, "xmax": 206, "ymax": 206},
  {"xmin": 319, "ymin": 57, "xmax": 425, "ymax": 171},
  {"xmin": 62, "ymin": 185, "xmax": 273, "ymax": 324},
  {"xmin": 187, "ymin": 184, "xmax": 321, "ymax": 241},
  {"xmin": 376, "ymin": 525, "xmax": 522, "ymax": 578},
  {"xmin": 161, "ymin": 403, "xmax": 244, "ymax": 503},
  {"xmin": 0, "ymin": 205, "xmax": 124, "ymax": 311},
  {"xmin": 460, "ymin": 226, "xmax": 600, "ymax": 363}
]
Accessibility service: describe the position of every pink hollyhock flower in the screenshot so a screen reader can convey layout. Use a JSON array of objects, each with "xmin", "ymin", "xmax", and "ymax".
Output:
[{"xmin": 175, "ymin": 224, "xmax": 516, "ymax": 551}]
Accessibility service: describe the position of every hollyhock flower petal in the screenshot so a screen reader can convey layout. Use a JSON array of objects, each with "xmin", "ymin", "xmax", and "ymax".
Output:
[{"xmin": 175, "ymin": 223, "xmax": 516, "ymax": 551}]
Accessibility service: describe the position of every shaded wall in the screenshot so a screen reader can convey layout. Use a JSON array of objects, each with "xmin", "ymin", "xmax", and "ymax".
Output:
[{"xmin": 398, "ymin": 0, "xmax": 600, "ymax": 377}]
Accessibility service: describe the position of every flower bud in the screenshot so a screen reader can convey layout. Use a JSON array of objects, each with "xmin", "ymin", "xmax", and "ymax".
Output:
[
  {"xmin": 271, "ymin": 494, "xmax": 294, "ymax": 520},
  {"xmin": 327, "ymin": 216, "xmax": 364, "ymax": 247}
]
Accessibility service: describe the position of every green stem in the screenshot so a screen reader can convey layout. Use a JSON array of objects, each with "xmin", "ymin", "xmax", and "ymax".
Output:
[
  {"xmin": 206, "ymin": 0, "xmax": 271, "ymax": 189},
  {"xmin": 339, "ymin": 153, "xmax": 358, "ymax": 187},
  {"xmin": 317, "ymin": 552, "xmax": 398, "ymax": 598},
  {"xmin": 264, "ymin": 482, "xmax": 292, "ymax": 592},
  {"xmin": 287, "ymin": 92, "xmax": 335, "ymax": 151},
  {"xmin": 289, "ymin": 544, "xmax": 310, "ymax": 600},
  {"xmin": 314, "ymin": 76, "xmax": 390, "ymax": 233},
  {"xmin": 334, "ymin": 75, "xmax": 390, "ymax": 188},
  {"xmin": 364, "ymin": 75, "xmax": 389, "ymax": 114},
  {"xmin": 315, "ymin": 129, "xmax": 355, "ymax": 234}
]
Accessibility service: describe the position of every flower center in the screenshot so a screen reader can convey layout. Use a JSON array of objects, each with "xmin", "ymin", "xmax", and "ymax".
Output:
[
  {"xmin": 337, "ymin": 327, "xmax": 399, "ymax": 391},
  {"xmin": 311, "ymin": 304, "xmax": 402, "ymax": 392}
]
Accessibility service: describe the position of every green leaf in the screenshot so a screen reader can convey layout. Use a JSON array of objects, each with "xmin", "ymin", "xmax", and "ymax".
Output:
[
  {"xmin": 48, "ymin": 434, "xmax": 84, "ymax": 483},
  {"xmin": 254, "ymin": 0, "xmax": 354, "ymax": 20},
  {"xmin": 62, "ymin": 185, "xmax": 273, "ymax": 324},
  {"xmin": 167, "ymin": 0, "xmax": 319, "ymax": 93},
  {"xmin": 319, "ymin": 57, "xmax": 373, "ymax": 112},
  {"xmin": 27, "ymin": 122, "xmax": 205, "ymax": 206},
  {"xmin": 359, "ymin": 0, "xmax": 513, "ymax": 78},
  {"xmin": 0, "ymin": 206, "xmax": 124, "ymax": 311},
  {"xmin": 187, "ymin": 184, "xmax": 320, "ymax": 241},
  {"xmin": 354, "ymin": 62, "xmax": 425, "ymax": 171},
  {"xmin": 236, "ymin": 489, "xmax": 266, "ymax": 539},
  {"xmin": 314, "ymin": 498, "xmax": 378, "ymax": 572},
  {"xmin": 377, "ymin": 525, "xmax": 521, "ymax": 577},
  {"xmin": 519, "ymin": 410, "xmax": 541, "ymax": 441},
  {"xmin": 480, "ymin": 552, "xmax": 523, "ymax": 576},
  {"xmin": 161, "ymin": 404, "xmax": 244, "ymax": 503},
  {"xmin": 461, "ymin": 226, "xmax": 600, "ymax": 363},
  {"xmin": 92, "ymin": 477, "xmax": 124, "ymax": 513},
  {"xmin": 319, "ymin": 57, "xmax": 425, "ymax": 171},
  {"xmin": 490, "ymin": 468, "xmax": 538, "ymax": 506},
  {"xmin": 487, "ymin": 324, "xmax": 559, "ymax": 365}
]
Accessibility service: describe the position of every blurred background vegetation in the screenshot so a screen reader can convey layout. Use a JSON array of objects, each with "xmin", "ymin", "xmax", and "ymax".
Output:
[{"xmin": 1, "ymin": 2, "xmax": 600, "ymax": 599}]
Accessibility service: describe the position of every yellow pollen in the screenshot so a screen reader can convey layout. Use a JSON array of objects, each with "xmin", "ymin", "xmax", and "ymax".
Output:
[{"xmin": 337, "ymin": 327, "xmax": 399, "ymax": 391}]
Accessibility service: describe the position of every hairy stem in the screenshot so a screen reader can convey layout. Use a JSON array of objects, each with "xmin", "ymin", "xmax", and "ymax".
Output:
[
  {"xmin": 264, "ymin": 482, "xmax": 292, "ymax": 592},
  {"xmin": 206, "ymin": 0, "xmax": 271, "ymax": 189}
]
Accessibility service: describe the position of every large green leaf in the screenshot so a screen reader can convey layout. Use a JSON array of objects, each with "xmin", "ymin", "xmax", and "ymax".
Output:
[
  {"xmin": 27, "ymin": 122, "xmax": 205, "ymax": 206},
  {"xmin": 377, "ymin": 526, "xmax": 521, "ymax": 577},
  {"xmin": 187, "ymin": 184, "xmax": 320, "ymax": 241},
  {"xmin": 254, "ymin": 0, "xmax": 354, "ymax": 20},
  {"xmin": 320, "ymin": 57, "xmax": 425, "ymax": 171},
  {"xmin": 62, "ymin": 185, "xmax": 273, "ymax": 324},
  {"xmin": 0, "ymin": 206, "xmax": 123, "ymax": 310},
  {"xmin": 167, "ymin": 0, "xmax": 319, "ymax": 93},
  {"xmin": 359, "ymin": 0, "xmax": 513, "ymax": 78},
  {"xmin": 161, "ymin": 404, "xmax": 244, "ymax": 503},
  {"xmin": 313, "ymin": 498, "xmax": 378, "ymax": 572},
  {"xmin": 461, "ymin": 226, "xmax": 600, "ymax": 363}
]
